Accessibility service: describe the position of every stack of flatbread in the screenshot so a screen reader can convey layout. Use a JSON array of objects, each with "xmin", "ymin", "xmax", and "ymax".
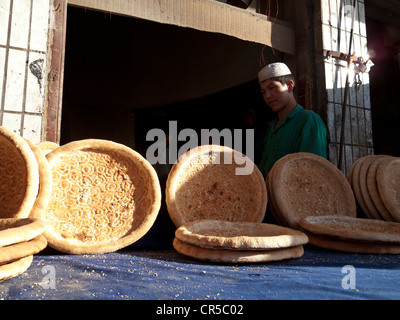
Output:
[
  {"xmin": 173, "ymin": 220, "xmax": 308, "ymax": 263},
  {"xmin": 299, "ymin": 215, "xmax": 400, "ymax": 254},
  {"xmin": 266, "ymin": 153, "xmax": 357, "ymax": 229},
  {"xmin": 0, "ymin": 218, "xmax": 47, "ymax": 282},
  {"xmin": 0, "ymin": 127, "xmax": 52, "ymax": 280},
  {"xmin": 348, "ymin": 155, "xmax": 400, "ymax": 222}
]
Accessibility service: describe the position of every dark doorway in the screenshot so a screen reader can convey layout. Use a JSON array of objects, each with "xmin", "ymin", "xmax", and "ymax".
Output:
[
  {"xmin": 366, "ymin": 17, "xmax": 400, "ymax": 157},
  {"xmin": 61, "ymin": 5, "xmax": 273, "ymax": 160}
]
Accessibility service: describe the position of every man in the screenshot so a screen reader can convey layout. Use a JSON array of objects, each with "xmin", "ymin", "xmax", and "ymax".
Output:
[{"xmin": 257, "ymin": 62, "xmax": 327, "ymax": 177}]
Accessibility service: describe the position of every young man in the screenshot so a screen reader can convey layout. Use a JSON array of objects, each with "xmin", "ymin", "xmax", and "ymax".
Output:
[{"xmin": 257, "ymin": 62, "xmax": 327, "ymax": 177}]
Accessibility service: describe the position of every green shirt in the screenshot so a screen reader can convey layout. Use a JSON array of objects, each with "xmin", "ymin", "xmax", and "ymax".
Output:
[{"xmin": 258, "ymin": 105, "xmax": 327, "ymax": 176}]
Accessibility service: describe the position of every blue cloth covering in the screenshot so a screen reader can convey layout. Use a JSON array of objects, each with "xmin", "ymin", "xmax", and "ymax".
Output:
[{"xmin": 1, "ymin": 245, "xmax": 399, "ymax": 301}]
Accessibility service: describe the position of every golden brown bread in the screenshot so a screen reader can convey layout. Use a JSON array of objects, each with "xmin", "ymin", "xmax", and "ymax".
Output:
[
  {"xmin": 0, "ymin": 255, "xmax": 33, "ymax": 282},
  {"xmin": 175, "ymin": 219, "xmax": 308, "ymax": 250},
  {"xmin": 0, "ymin": 218, "xmax": 46, "ymax": 247},
  {"xmin": 41, "ymin": 139, "xmax": 161, "ymax": 254},
  {"xmin": 166, "ymin": 145, "xmax": 267, "ymax": 227},
  {"xmin": 173, "ymin": 237, "xmax": 304, "ymax": 263},
  {"xmin": 299, "ymin": 215, "xmax": 400, "ymax": 243},
  {"xmin": 0, "ymin": 234, "xmax": 47, "ymax": 264},
  {"xmin": 270, "ymin": 153, "xmax": 356, "ymax": 229},
  {"xmin": 376, "ymin": 157, "xmax": 400, "ymax": 222},
  {"xmin": 0, "ymin": 126, "xmax": 39, "ymax": 219}
]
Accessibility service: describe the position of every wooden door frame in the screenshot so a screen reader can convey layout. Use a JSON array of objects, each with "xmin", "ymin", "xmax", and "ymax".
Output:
[{"xmin": 45, "ymin": 0, "xmax": 67, "ymax": 143}]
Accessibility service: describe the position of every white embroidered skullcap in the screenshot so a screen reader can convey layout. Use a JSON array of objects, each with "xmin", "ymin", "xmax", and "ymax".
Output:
[{"xmin": 258, "ymin": 62, "xmax": 292, "ymax": 83}]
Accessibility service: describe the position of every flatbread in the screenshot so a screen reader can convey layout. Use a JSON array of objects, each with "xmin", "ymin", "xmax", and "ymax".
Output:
[
  {"xmin": 270, "ymin": 153, "xmax": 356, "ymax": 229},
  {"xmin": 366, "ymin": 155, "xmax": 395, "ymax": 221},
  {"xmin": 350, "ymin": 156, "xmax": 373, "ymax": 218},
  {"xmin": 266, "ymin": 166, "xmax": 287, "ymax": 226},
  {"xmin": 24, "ymin": 139, "xmax": 53, "ymax": 219},
  {"xmin": 306, "ymin": 233, "xmax": 400, "ymax": 254},
  {"xmin": 0, "ymin": 126, "xmax": 39, "ymax": 218},
  {"xmin": 42, "ymin": 139, "xmax": 162, "ymax": 254},
  {"xmin": 173, "ymin": 238, "xmax": 304, "ymax": 263},
  {"xmin": 0, "ymin": 255, "xmax": 33, "ymax": 282},
  {"xmin": 166, "ymin": 145, "xmax": 267, "ymax": 227},
  {"xmin": 0, "ymin": 235, "xmax": 47, "ymax": 264},
  {"xmin": 37, "ymin": 141, "xmax": 59, "ymax": 155},
  {"xmin": 358, "ymin": 155, "xmax": 385, "ymax": 220},
  {"xmin": 299, "ymin": 215, "xmax": 400, "ymax": 243},
  {"xmin": 376, "ymin": 157, "xmax": 400, "ymax": 222},
  {"xmin": 175, "ymin": 219, "xmax": 308, "ymax": 250},
  {"xmin": 0, "ymin": 218, "xmax": 46, "ymax": 247}
]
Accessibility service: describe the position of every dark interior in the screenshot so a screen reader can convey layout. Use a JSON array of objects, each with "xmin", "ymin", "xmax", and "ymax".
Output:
[
  {"xmin": 61, "ymin": 6, "xmax": 276, "ymax": 163},
  {"xmin": 366, "ymin": 17, "xmax": 400, "ymax": 157}
]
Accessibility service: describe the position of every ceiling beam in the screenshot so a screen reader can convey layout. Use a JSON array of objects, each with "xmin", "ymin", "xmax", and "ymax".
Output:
[{"xmin": 67, "ymin": 0, "xmax": 295, "ymax": 55}]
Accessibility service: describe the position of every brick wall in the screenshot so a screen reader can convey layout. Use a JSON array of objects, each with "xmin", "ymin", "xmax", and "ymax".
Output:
[{"xmin": 0, "ymin": 0, "xmax": 51, "ymax": 143}]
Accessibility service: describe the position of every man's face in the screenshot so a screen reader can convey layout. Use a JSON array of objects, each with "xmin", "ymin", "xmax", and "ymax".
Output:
[{"xmin": 260, "ymin": 79, "xmax": 293, "ymax": 113}]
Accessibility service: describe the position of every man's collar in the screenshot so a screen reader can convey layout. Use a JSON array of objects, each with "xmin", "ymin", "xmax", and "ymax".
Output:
[{"xmin": 273, "ymin": 104, "xmax": 302, "ymax": 130}]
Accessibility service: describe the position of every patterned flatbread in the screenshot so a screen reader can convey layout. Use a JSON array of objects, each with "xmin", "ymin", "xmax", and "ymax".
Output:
[
  {"xmin": 173, "ymin": 238, "xmax": 304, "ymax": 263},
  {"xmin": 166, "ymin": 145, "xmax": 267, "ymax": 227},
  {"xmin": 175, "ymin": 219, "xmax": 308, "ymax": 250},
  {"xmin": 270, "ymin": 153, "xmax": 356, "ymax": 229},
  {"xmin": 0, "ymin": 126, "xmax": 39, "ymax": 218},
  {"xmin": 41, "ymin": 139, "xmax": 161, "ymax": 254}
]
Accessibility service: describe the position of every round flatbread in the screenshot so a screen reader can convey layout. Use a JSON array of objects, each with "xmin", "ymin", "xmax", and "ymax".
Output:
[
  {"xmin": 166, "ymin": 145, "xmax": 267, "ymax": 227},
  {"xmin": 270, "ymin": 153, "xmax": 356, "ymax": 229},
  {"xmin": 37, "ymin": 141, "xmax": 59, "ymax": 155},
  {"xmin": 349, "ymin": 156, "xmax": 373, "ymax": 218},
  {"xmin": 0, "ymin": 126, "xmax": 39, "ymax": 218},
  {"xmin": 0, "ymin": 218, "xmax": 46, "ymax": 247},
  {"xmin": 0, "ymin": 234, "xmax": 47, "ymax": 264},
  {"xmin": 376, "ymin": 157, "xmax": 400, "ymax": 222},
  {"xmin": 348, "ymin": 156, "xmax": 369, "ymax": 218},
  {"xmin": 175, "ymin": 220, "xmax": 308, "ymax": 250},
  {"xmin": 299, "ymin": 215, "xmax": 400, "ymax": 243},
  {"xmin": 42, "ymin": 139, "xmax": 162, "ymax": 254},
  {"xmin": 25, "ymin": 139, "xmax": 53, "ymax": 219},
  {"xmin": 359, "ymin": 155, "xmax": 388, "ymax": 220},
  {"xmin": 173, "ymin": 238, "xmax": 304, "ymax": 263},
  {"xmin": 0, "ymin": 255, "xmax": 33, "ymax": 282},
  {"xmin": 306, "ymin": 233, "xmax": 400, "ymax": 254},
  {"xmin": 366, "ymin": 155, "xmax": 395, "ymax": 221},
  {"xmin": 266, "ymin": 166, "xmax": 287, "ymax": 226}
]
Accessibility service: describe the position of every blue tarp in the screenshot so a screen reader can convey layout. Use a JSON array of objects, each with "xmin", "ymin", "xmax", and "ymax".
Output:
[{"xmin": 1, "ymin": 244, "xmax": 399, "ymax": 301}]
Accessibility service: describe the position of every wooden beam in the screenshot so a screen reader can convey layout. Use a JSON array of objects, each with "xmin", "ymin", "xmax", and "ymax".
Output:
[
  {"xmin": 45, "ymin": 0, "xmax": 68, "ymax": 143},
  {"xmin": 67, "ymin": 0, "xmax": 295, "ymax": 55}
]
